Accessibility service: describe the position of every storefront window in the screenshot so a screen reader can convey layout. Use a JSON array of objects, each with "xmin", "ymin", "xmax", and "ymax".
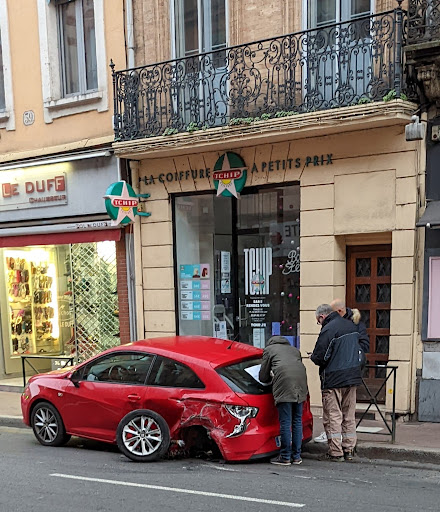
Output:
[
  {"xmin": 4, "ymin": 246, "xmax": 63, "ymax": 359},
  {"xmin": 174, "ymin": 184, "xmax": 300, "ymax": 348},
  {"xmin": 0, "ymin": 241, "xmax": 119, "ymax": 374}
]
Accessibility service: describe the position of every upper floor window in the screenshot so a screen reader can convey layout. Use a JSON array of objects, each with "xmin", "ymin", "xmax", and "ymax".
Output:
[
  {"xmin": 0, "ymin": 0, "xmax": 13, "ymax": 129},
  {"xmin": 308, "ymin": 0, "xmax": 372, "ymax": 28},
  {"xmin": 174, "ymin": 0, "xmax": 226, "ymax": 59},
  {"xmin": 0, "ymin": 27, "xmax": 5, "ymax": 111},
  {"xmin": 56, "ymin": 0, "xmax": 98, "ymax": 96},
  {"xmin": 37, "ymin": 0, "xmax": 107, "ymax": 122}
]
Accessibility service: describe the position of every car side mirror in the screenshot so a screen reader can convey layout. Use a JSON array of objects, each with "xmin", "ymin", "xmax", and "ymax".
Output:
[{"xmin": 69, "ymin": 371, "xmax": 81, "ymax": 388}]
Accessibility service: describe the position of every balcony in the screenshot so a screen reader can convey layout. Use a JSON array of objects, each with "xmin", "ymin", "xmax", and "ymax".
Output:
[
  {"xmin": 408, "ymin": 0, "xmax": 440, "ymax": 44},
  {"xmin": 112, "ymin": 9, "xmax": 409, "ymax": 142}
]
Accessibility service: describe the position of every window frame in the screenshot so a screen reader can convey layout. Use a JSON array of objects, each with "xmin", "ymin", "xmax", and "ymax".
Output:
[
  {"xmin": 37, "ymin": 0, "xmax": 107, "ymax": 123},
  {"xmin": 171, "ymin": 0, "xmax": 228, "ymax": 60},
  {"xmin": 57, "ymin": 0, "xmax": 98, "ymax": 97},
  {"xmin": 0, "ymin": 0, "xmax": 14, "ymax": 131},
  {"xmin": 423, "ymin": 250, "xmax": 440, "ymax": 341},
  {"xmin": 74, "ymin": 351, "xmax": 157, "ymax": 385},
  {"xmin": 147, "ymin": 356, "xmax": 206, "ymax": 389}
]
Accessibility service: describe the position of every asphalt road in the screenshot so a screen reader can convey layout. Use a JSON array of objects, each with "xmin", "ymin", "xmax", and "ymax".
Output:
[{"xmin": 1, "ymin": 426, "xmax": 439, "ymax": 512}]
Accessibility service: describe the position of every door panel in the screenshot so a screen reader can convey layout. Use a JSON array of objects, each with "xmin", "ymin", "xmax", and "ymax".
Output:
[
  {"xmin": 59, "ymin": 351, "xmax": 155, "ymax": 440},
  {"xmin": 346, "ymin": 245, "xmax": 391, "ymax": 403},
  {"xmin": 237, "ymin": 186, "xmax": 300, "ymax": 347},
  {"xmin": 59, "ymin": 381, "xmax": 148, "ymax": 441}
]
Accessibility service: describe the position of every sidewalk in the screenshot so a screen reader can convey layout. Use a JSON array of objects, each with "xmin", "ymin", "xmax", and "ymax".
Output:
[
  {"xmin": 2, "ymin": 386, "xmax": 440, "ymax": 466},
  {"xmin": 305, "ymin": 414, "xmax": 440, "ymax": 466}
]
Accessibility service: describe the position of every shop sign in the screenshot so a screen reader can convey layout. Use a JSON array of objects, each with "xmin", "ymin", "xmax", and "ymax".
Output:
[
  {"xmin": 0, "ymin": 172, "xmax": 67, "ymax": 211},
  {"xmin": 139, "ymin": 153, "xmax": 333, "ymax": 188},
  {"xmin": 213, "ymin": 152, "xmax": 247, "ymax": 198},
  {"xmin": 104, "ymin": 181, "xmax": 151, "ymax": 226}
]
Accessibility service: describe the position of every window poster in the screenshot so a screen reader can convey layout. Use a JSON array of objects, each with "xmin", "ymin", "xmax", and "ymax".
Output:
[
  {"xmin": 180, "ymin": 263, "xmax": 211, "ymax": 320},
  {"xmin": 220, "ymin": 251, "xmax": 231, "ymax": 293}
]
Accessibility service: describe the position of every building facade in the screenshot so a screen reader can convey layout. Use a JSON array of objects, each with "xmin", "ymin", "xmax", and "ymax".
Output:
[
  {"xmin": 406, "ymin": 0, "xmax": 440, "ymax": 421},
  {"xmin": 111, "ymin": 0, "xmax": 426, "ymax": 415},
  {"xmin": 0, "ymin": 0, "xmax": 131, "ymax": 380}
]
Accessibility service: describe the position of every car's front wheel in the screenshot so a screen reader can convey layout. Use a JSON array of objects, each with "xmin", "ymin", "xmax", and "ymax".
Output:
[
  {"xmin": 30, "ymin": 402, "xmax": 71, "ymax": 447},
  {"xmin": 116, "ymin": 409, "xmax": 170, "ymax": 462}
]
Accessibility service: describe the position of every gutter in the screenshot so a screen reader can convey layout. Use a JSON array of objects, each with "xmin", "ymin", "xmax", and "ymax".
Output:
[{"xmin": 125, "ymin": 0, "xmax": 135, "ymax": 68}]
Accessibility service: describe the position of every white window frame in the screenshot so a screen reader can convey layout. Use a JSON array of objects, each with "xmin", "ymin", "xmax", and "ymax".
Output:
[
  {"xmin": 37, "ymin": 0, "xmax": 108, "ymax": 124},
  {"xmin": 302, "ymin": 0, "xmax": 375, "ymax": 31},
  {"xmin": 0, "ymin": 0, "xmax": 15, "ymax": 131},
  {"xmin": 428, "ymin": 256, "xmax": 440, "ymax": 339},
  {"xmin": 170, "ymin": 0, "xmax": 229, "ymax": 59}
]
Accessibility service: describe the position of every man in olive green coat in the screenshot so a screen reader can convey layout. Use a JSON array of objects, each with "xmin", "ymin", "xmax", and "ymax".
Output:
[{"xmin": 259, "ymin": 336, "xmax": 308, "ymax": 466}]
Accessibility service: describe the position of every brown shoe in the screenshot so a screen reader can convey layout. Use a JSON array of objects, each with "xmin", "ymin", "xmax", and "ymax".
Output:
[
  {"xmin": 344, "ymin": 450, "xmax": 355, "ymax": 461},
  {"xmin": 324, "ymin": 453, "xmax": 345, "ymax": 462}
]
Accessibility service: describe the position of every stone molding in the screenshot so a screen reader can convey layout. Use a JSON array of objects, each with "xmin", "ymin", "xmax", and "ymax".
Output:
[{"xmin": 113, "ymin": 100, "xmax": 417, "ymax": 159}]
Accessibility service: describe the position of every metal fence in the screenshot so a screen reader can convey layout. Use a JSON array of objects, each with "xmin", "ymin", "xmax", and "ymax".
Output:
[
  {"xmin": 357, "ymin": 364, "xmax": 397, "ymax": 443},
  {"xmin": 112, "ymin": 8, "xmax": 406, "ymax": 141},
  {"xmin": 69, "ymin": 242, "xmax": 119, "ymax": 362},
  {"xmin": 408, "ymin": 0, "xmax": 440, "ymax": 44}
]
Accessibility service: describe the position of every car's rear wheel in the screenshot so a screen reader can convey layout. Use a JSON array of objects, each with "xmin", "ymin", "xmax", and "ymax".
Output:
[
  {"xmin": 30, "ymin": 402, "xmax": 71, "ymax": 447},
  {"xmin": 116, "ymin": 409, "xmax": 170, "ymax": 462}
]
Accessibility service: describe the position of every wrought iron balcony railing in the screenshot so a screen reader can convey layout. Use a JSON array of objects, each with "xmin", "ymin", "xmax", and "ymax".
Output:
[
  {"xmin": 408, "ymin": 0, "xmax": 440, "ymax": 44},
  {"xmin": 112, "ymin": 8, "xmax": 407, "ymax": 141}
]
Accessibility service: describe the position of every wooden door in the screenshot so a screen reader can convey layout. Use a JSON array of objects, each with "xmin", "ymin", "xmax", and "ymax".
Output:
[{"xmin": 346, "ymin": 245, "xmax": 391, "ymax": 403}]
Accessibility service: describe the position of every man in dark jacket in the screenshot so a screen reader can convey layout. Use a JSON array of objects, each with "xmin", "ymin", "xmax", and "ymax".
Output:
[
  {"xmin": 331, "ymin": 299, "xmax": 370, "ymax": 355},
  {"xmin": 259, "ymin": 336, "xmax": 308, "ymax": 466},
  {"xmin": 311, "ymin": 304, "xmax": 369, "ymax": 462}
]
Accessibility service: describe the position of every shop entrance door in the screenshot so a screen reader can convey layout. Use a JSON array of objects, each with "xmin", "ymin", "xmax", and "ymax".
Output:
[
  {"xmin": 174, "ymin": 184, "xmax": 300, "ymax": 348},
  {"xmin": 236, "ymin": 186, "xmax": 300, "ymax": 347},
  {"xmin": 346, "ymin": 245, "xmax": 391, "ymax": 402}
]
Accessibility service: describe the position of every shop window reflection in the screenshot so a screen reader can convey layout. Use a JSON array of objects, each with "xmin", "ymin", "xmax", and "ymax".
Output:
[{"xmin": 1, "ymin": 240, "xmax": 119, "ymax": 374}]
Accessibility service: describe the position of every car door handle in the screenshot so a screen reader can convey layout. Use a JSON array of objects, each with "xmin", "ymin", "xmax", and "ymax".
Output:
[{"xmin": 127, "ymin": 394, "xmax": 141, "ymax": 401}]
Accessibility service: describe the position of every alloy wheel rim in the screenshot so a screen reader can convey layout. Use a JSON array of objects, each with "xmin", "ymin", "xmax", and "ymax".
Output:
[
  {"xmin": 34, "ymin": 407, "xmax": 58, "ymax": 442},
  {"xmin": 122, "ymin": 415, "xmax": 163, "ymax": 456}
]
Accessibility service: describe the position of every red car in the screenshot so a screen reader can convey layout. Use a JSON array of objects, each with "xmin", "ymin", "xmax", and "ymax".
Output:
[{"xmin": 21, "ymin": 336, "xmax": 313, "ymax": 462}]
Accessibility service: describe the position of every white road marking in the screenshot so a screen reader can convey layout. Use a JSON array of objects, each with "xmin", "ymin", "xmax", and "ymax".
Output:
[
  {"xmin": 51, "ymin": 473, "xmax": 306, "ymax": 508},
  {"xmin": 201, "ymin": 462, "xmax": 239, "ymax": 472}
]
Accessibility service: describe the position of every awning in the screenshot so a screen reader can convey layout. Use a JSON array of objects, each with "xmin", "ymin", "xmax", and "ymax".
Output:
[
  {"xmin": 417, "ymin": 201, "xmax": 440, "ymax": 228},
  {"xmin": 0, "ymin": 228, "xmax": 121, "ymax": 248}
]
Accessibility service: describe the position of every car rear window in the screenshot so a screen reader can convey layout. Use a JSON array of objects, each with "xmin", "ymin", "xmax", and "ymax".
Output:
[{"xmin": 216, "ymin": 358, "xmax": 272, "ymax": 395}]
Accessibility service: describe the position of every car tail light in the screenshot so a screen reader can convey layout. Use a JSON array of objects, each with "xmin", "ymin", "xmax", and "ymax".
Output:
[
  {"xmin": 224, "ymin": 404, "xmax": 259, "ymax": 438},
  {"xmin": 225, "ymin": 405, "xmax": 258, "ymax": 419}
]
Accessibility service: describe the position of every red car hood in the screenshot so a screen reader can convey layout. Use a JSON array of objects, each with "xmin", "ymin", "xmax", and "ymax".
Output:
[{"xmin": 28, "ymin": 365, "xmax": 77, "ymax": 382}]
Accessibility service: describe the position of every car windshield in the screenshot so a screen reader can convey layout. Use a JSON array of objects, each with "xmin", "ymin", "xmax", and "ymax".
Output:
[{"xmin": 216, "ymin": 358, "xmax": 272, "ymax": 395}]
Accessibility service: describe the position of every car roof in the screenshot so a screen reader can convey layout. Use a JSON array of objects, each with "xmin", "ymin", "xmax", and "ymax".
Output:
[{"xmin": 118, "ymin": 336, "xmax": 263, "ymax": 367}]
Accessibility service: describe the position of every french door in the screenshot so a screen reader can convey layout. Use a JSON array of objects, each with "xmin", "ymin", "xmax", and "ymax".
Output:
[
  {"xmin": 173, "ymin": 0, "xmax": 227, "ymax": 126},
  {"xmin": 306, "ymin": 0, "xmax": 373, "ymax": 107},
  {"xmin": 346, "ymin": 245, "xmax": 391, "ymax": 403}
]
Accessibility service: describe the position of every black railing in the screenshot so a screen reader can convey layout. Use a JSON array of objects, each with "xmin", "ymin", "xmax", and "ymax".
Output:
[
  {"xmin": 408, "ymin": 0, "xmax": 440, "ymax": 44},
  {"xmin": 112, "ymin": 8, "xmax": 407, "ymax": 141},
  {"xmin": 21, "ymin": 355, "xmax": 75, "ymax": 387},
  {"xmin": 357, "ymin": 364, "xmax": 397, "ymax": 444}
]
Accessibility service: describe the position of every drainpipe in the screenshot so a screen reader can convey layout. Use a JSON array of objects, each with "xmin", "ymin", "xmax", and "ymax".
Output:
[{"xmin": 125, "ymin": 0, "xmax": 135, "ymax": 68}]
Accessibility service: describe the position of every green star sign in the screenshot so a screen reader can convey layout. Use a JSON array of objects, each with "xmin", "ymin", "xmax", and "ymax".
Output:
[{"xmin": 104, "ymin": 181, "xmax": 151, "ymax": 226}]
